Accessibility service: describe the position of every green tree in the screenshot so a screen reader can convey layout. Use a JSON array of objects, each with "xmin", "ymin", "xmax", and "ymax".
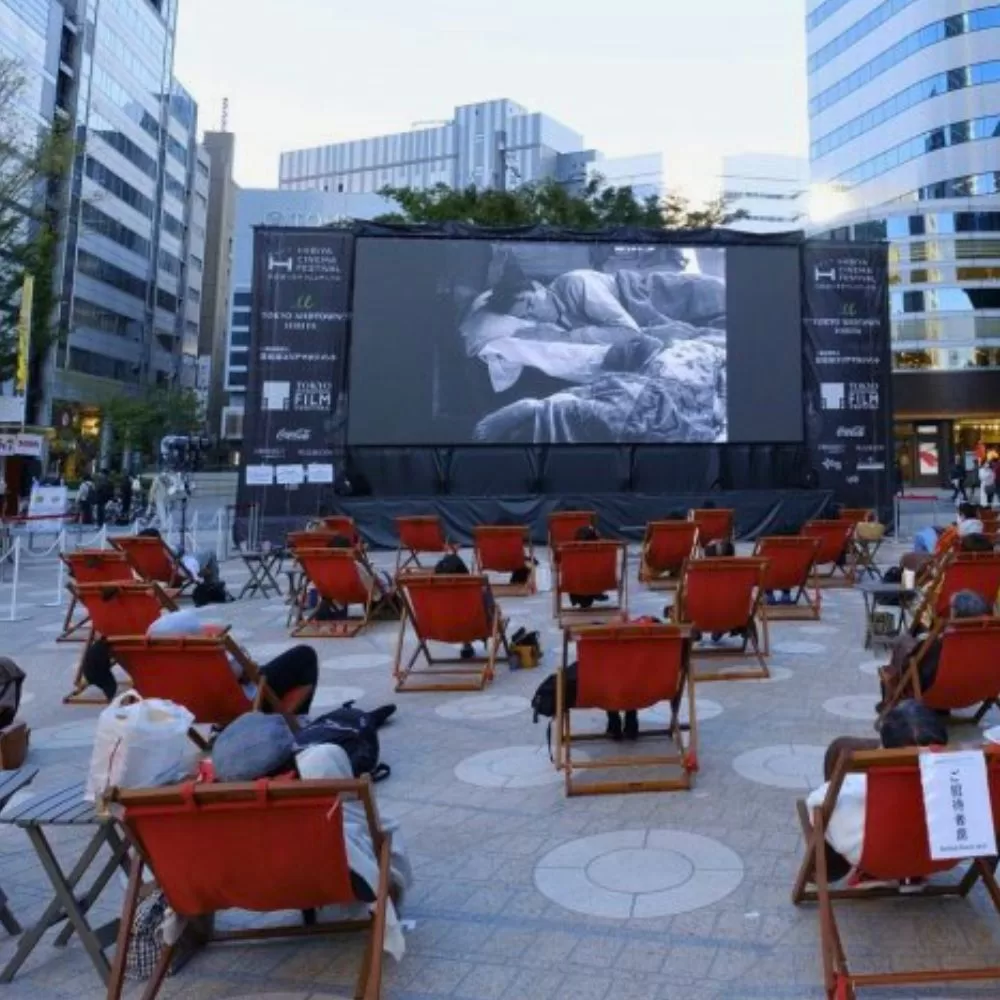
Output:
[
  {"xmin": 0, "ymin": 56, "xmax": 74, "ymax": 388},
  {"xmin": 375, "ymin": 176, "xmax": 740, "ymax": 230},
  {"xmin": 104, "ymin": 387, "xmax": 202, "ymax": 464}
]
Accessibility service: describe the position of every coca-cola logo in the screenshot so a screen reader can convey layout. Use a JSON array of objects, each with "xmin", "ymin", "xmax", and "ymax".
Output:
[{"xmin": 276, "ymin": 428, "xmax": 311, "ymax": 442}]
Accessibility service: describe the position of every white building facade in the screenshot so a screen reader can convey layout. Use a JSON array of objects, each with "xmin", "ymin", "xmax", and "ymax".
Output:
[{"xmin": 721, "ymin": 153, "xmax": 809, "ymax": 233}]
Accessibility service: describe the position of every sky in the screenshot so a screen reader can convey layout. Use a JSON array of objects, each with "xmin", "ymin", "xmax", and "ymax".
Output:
[{"xmin": 174, "ymin": 0, "xmax": 809, "ymax": 202}]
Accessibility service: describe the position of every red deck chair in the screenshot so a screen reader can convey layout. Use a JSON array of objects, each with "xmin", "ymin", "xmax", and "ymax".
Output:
[
  {"xmin": 394, "ymin": 515, "xmax": 457, "ymax": 573},
  {"xmin": 109, "ymin": 634, "xmax": 308, "ymax": 747},
  {"xmin": 802, "ymin": 520, "xmax": 856, "ymax": 587},
  {"xmin": 64, "ymin": 582, "xmax": 177, "ymax": 705},
  {"xmin": 639, "ymin": 521, "xmax": 699, "ymax": 590},
  {"xmin": 556, "ymin": 623, "xmax": 697, "ymax": 796},
  {"xmin": 107, "ymin": 779, "xmax": 390, "ymax": 1000},
  {"xmin": 792, "ymin": 746, "xmax": 1000, "ymax": 999},
  {"xmin": 878, "ymin": 617, "xmax": 1000, "ymax": 725},
  {"xmin": 473, "ymin": 525, "xmax": 536, "ymax": 596},
  {"xmin": 673, "ymin": 557, "xmax": 769, "ymax": 680},
  {"xmin": 547, "ymin": 510, "xmax": 598, "ymax": 552},
  {"xmin": 319, "ymin": 515, "xmax": 364, "ymax": 548},
  {"xmin": 839, "ymin": 508, "xmax": 875, "ymax": 526},
  {"xmin": 291, "ymin": 548, "xmax": 380, "ymax": 638},
  {"xmin": 58, "ymin": 550, "xmax": 135, "ymax": 642},
  {"xmin": 915, "ymin": 552, "xmax": 1000, "ymax": 627},
  {"xmin": 688, "ymin": 508, "xmax": 734, "ymax": 549},
  {"xmin": 553, "ymin": 541, "xmax": 628, "ymax": 629},
  {"xmin": 111, "ymin": 536, "xmax": 196, "ymax": 596},
  {"xmin": 394, "ymin": 574, "xmax": 508, "ymax": 692},
  {"xmin": 754, "ymin": 536, "xmax": 821, "ymax": 627}
]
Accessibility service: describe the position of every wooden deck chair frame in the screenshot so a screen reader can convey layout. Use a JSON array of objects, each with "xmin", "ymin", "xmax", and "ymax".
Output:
[
  {"xmin": 472, "ymin": 525, "xmax": 536, "ymax": 596},
  {"xmin": 911, "ymin": 552, "xmax": 1000, "ymax": 631},
  {"xmin": 111, "ymin": 536, "xmax": 196, "ymax": 597},
  {"xmin": 63, "ymin": 581, "xmax": 177, "ymax": 705},
  {"xmin": 291, "ymin": 548, "xmax": 378, "ymax": 639},
  {"xmin": 552, "ymin": 540, "xmax": 628, "ymax": 630},
  {"xmin": 639, "ymin": 521, "xmax": 699, "ymax": 591},
  {"xmin": 877, "ymin": 616, "xmax": 1000, "ymax": 727},
  {"xmin": 107, "ymin": 778, "xmax": 389, "ymax": 1000},
  {"xmin": 394, "ymin": 515, "xmax": 457, "ymax": 574},
  {"xmin": 393, "ymin": 574, "xmax": 508, "ymax": 693},
  {"xmin": 791, "ymin": 746, "xmax": 1000, "ymax": 999},
  {"xmin": 688, "ymin": 508, "xmax": 735, "ymax": 550},
  {"xmin": 547, "ymin": 510, "xmax": 598, "ymax": 552},
  {"xmin": 802, "ymin": 520, "xmax": 857, "ymax": 588},
  {"xmin": 109, "ymin": 632, "xmax": 305, "ymax": 749},
  {"xmin": 753, "ymin": 536, "xmax": 821, "ymax": 627},
  {"xmin": 555, "ymin": 624, "xmax": 698, "ymax": 797},
  {"xmin": 673, "ymin": 557, "xmax": 769, "ymax": 681},
  {"xmin": 57, "ymin": 550, "xmax": 135, "ymax": 643}
]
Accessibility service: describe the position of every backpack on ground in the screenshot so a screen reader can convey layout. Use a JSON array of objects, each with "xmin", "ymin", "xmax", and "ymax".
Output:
[{"xmin": 294, "ymin": 703, "xmax": 390, "ymax": 782}]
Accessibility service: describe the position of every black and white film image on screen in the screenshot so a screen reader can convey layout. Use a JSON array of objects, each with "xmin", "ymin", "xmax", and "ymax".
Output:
[{"xmin": 453, "ymin": 243, "xmax": 727, "ymax": 444}]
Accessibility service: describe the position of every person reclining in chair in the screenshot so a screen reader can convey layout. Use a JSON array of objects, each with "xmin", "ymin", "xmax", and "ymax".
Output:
[
  {"xmin": 805, "ymin": 701, "xmax": 947, "ymax": 889},
  {"xmin": 328, "ymin": 535, "xmax": 401, "ymax": 618},
  {"xmin": 567, "ymin": 525, "xmax": 612, "ymax": 610},
  {"xmin": 901, "ymin": 503, "xmax": 983, "ymax": 578},
  {"xmin": 434, "ymin": 553, "xmax": 498, "ymax": 661},
  {"xmin": 878, "ymin": 589, "xmax": 991, "ymax": 711}
]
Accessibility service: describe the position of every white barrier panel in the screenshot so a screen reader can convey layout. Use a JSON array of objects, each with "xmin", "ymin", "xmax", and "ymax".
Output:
[{"xmin": 0, "ymin": 539, "xmax": 31, "ymax": 623}]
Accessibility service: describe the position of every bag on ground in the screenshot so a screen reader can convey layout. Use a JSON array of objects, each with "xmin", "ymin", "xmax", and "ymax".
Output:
[
  {"xmin": 0, "ymin": 658, "xmax": 25, "ymax": 729},
  {"xmin": 531, "ymin": 665, "xmax": 577, "ymax": 721},
  {"xmin": 294, "ymin": 703, "xmax": 389, "ymax": 782},
  {"xmin": 85, "ymin": 693, "xmax": 200, "ymax": 803}
]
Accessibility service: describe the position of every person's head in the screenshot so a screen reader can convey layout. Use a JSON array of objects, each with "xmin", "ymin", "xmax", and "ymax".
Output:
[
  {"xmin": 703, "ymin": 500, "xmax": 717, "ymax": 510},
  {"xmin": 435, "ymin": 553, "xmax": 469, "ymax": 575},
  {"xmin": 705, "ymin": 540, "xmax": 735, "ymax": 558},
  {"xmin": 488, "ymin": 278, "xmax": 560, "ymax": 323},
  {"xmin": 950, "ymin": 589, "xmax": 990, "ymax": 619},
  {"xmin": 960, "ymin": 532, "xmax": 994, "ymax": 553},
  {"xmin": 880, "ymin": 700, "xmax": 948, "ymax": 750},
  {"xmin": 138, "ymin": 527, "xmax": 161, "ymax": 540},
  {"xmin": 328, "ymin": 534, "xmax": 352, "ymax": 550},
  {"xmin": 958, "ymin": 502, "xmax": 979, "ymax": 522},
  {"xmin": 574, "ymin": 525, "xmax": 599, "ymax": 542}
]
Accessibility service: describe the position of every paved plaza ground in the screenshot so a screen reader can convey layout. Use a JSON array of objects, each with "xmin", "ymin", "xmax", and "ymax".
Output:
[{"xmin": 0, "ymin": 537, "xmax": 998, "ymax": 999}]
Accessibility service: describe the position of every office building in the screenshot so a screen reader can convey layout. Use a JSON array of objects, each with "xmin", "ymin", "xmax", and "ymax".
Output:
[
  {"xmin": 280, "ymin": 99, "xmax": 603, "ymax": 195},
  {"xmin": 807, "ymin": 0, "xmax": 1000, "ymax": 484},
  {"xmin": 722, "ymin": 153, "xmax": 809, "ymax": 233},
  {"xmin": 220, "ymin": 188, "xmax": 392, "ymax": 454},
  {"xmin": 4, "ymin": 0, "xmax": 205, "ymax": 450}
]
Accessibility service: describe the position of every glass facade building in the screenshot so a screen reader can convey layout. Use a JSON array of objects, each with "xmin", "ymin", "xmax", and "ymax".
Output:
[{"xmin": 807, "ymin": 0, "xmax": 1000, "ymax": 484}]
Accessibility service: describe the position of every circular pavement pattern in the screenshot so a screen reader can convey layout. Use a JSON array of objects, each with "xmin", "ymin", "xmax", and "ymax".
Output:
[
  {"xmin": 640, "ymin": 698, "xmax": 723, "ymax": 726},
  {"xmin": 823, "ymin": 694, "xmax": 878, "ymax": 722},
  {"xmin": 732, "ymin": 745, "xmax": 826, "ymax": 790},
  {"xmin": 858, "ymin": 659, "xmax": 883, "ymax": 677},
  {"xmin": 772, "ymin": 641, "xmax": 827, "ymax": 656},
  {"xmin": 455, "ymin": 745, "xmax": 569, "ymax": 789},
  {"xmin": 320, "ymin": 652, "xmax": 389, "ymax": 673},
  {"xmin": 534, "ymin": 829, "xmax": 744, "ymax": 919},
  {"xmin": 309, "ymin": 686, "xmax": 367, "ymax": 712},
  {"xmin": 713, "ymin": 664, "xmax": 794, "ymax": 684},
  {"xmin": 31, "ymin": 718, "xmax": 99, "ymax": 751},
  {"xmin": 436, "ymin": 695, "xmax": 530, "ymax": 721}
]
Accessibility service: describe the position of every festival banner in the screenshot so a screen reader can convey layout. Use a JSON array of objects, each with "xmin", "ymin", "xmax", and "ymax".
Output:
[{"xmin": 0, "ymin": 274, "xmax": 34, "ymax": 425}]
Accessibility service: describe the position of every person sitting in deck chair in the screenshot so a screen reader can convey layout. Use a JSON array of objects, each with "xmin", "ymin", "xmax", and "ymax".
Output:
[
  {"xmin": 434, "ymin": 553, "xmax": 498, "ymax": 661},
  {"xmin": 328, "ymin": 535, "xmax": 401, "ymax": 619},
  {"xmin": 147, "ymin": 608, "xmax": 319, "ymax": 713},
  {"xmin": 878, "ymin": 589, "xmax": 991, "ymax": 710},
  {"xmin": 138, "ymin": 528, "xmax": 228, "ymax": 605},
  {"xmin": 567, "ymin": 525, "xmax": 612, "ymax": 610},
  {"xmin": 805, "ymin": 701, "xmax": 947, "ymax": 889},
  {"xmin": 900, "ymin": 504, "xmax": 982, "ymax": 577}
]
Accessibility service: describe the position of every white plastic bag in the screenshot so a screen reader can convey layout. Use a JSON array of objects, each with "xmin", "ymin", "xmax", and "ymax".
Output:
[{"xmin": 85, "ymin": 693, "xmax": 200, "ymax": 804}]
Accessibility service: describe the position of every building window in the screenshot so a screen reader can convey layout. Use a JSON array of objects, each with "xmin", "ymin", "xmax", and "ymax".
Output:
[
  {"xmin": 84, "ymin": 157, "xmax": 154, "ymax": 218},
  {"xmin": 77, "ymin": 250, "xmax": 148, "ymax": 301},
  {"xmin": 228, "ymin": 369, "xmax": 248, "ymax": 388}
]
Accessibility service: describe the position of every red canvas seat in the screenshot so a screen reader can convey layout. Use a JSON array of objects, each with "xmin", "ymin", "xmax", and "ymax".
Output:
[
  {"xmin": 639, "ymin": 521, "xmax": 699, "ymax": 590},
  {"xmin": 107, "ymin": 779, "xmax": 390, "ymax": 1000},
  {"xmin": 673, "ymin": 557, "xmax": 769, "ymax": 680},
  {"xmin": 319, "ymin": 515, "xmax": 363, "ymax": 547},
  {"xmin": 394, "ymin": 515, "xmax": 457, "ymax": 573},
  {"xmin": 292, "ymin": 548, "xmax": 379, "ymax": 638},
  {"xmin": 111, "ymin": 536, "xmax": 195, "ymax": 595},
  {"xmin": 58, "ymin": 550, "xmax": 135, "ymax": 642},
  {"xmin": 394, "ymin": 574, "xmax": 508, "ymax": 692},
  {"xmin": 547, "ymin": 510, "xmax": 597, "ymax": 551},
  {"xmin": 754, "ymin": 536, "xmax": 821, "ymax": 625},
  {"xmin": 552, "ymin": 540, "xmax": 628, "ymax": 629},
  {"xmin": 473, "ymin": 525, "xmax": 536, "ymax": 595},
  {"xmin": 688, "ymin": 508, "xmax": 734, "ymax": 548},
  {"xmin": 802, "ymin": 520, "xmax": 856, "ymax": 587},
  {"xmin": 879, "ymin": 617, "xmax": 1000, "ymax": 724},
  {"xmin": 287, "ymin": 529, "xmax": 337, "ymax": 553},
  {"xmin": 839, "ymin": 508, "xmax": 875, "ymax": 527},
  {"xmin": 109, "ymin": 635, "xmax": 307, "ymax": 746},
  {"xmin": 557, "ymin": 624, "xmax": 697, "ymax": 796},
  {"xmin": 64, "ymin": 582, "xmax": 177, "ymax": 704},
  {"xmin": 793, "ymin": 746, "xmax": 1000, "ymax": 999},
  {"xmin": 919, "ymin": 552, "xmax": 1000, "ymax": 625}
]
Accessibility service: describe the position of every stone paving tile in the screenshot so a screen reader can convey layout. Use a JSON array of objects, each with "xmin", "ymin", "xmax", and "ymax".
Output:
[{"xmin": 2, "ymin": 542, "xmax": 1000, "ymax": 998}]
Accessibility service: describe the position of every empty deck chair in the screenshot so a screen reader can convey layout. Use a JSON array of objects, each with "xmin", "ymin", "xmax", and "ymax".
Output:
[
  {"xmin": 58, "ymin": 550, "xmax": 135, "ymax": 642},
  {"xmin": 802, "ymin": 520, "xmax": 856, "ymax": 587},
  {"xmin": 639, "ymin": 521, "xmax": 699, "ymax": 591},
  {"xmin": 472, "ymin": 525, "xmax": 536, "ymax": 596}
]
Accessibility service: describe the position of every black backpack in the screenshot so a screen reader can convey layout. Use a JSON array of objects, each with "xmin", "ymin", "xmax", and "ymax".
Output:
[
  {"xmin": 294, "ymin": 703, "xmax": 390, "ymax": 782},
  {"xmin": 531, "ymin": 665, "xmax": 577, "ymax": 721}
]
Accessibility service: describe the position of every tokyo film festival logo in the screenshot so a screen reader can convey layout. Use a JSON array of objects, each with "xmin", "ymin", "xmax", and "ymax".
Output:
[{"xmin": 821, "ymin": 382, "xmax": 880, "ymax": 412}]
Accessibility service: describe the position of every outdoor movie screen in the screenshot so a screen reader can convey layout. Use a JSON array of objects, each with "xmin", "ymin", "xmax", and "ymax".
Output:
[{"xmin": 348, "ymin": 238, "xmax": 803, "ymax": 446}]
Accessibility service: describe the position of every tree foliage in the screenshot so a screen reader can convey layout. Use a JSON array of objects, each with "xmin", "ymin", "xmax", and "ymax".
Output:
[
  {"xmin": 0, "ymin": 56, "xmax": 74, "ymax": 386},
  {"xmin": 375, "ymin": 176, "xmax": 739, "ymax": 230},
  {"xmin": 103, "ymin": 387, "xmax": 202, "ymax": 461}
]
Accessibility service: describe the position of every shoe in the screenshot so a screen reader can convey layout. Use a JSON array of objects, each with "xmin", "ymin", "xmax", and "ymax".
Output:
[
  {"xmin": 606, "ymin": 712, "xmax": 623, "ymax": 741},
  {"xmin": 460, "ymin": 643, "xmax": 475, "ymax": 660},
  {"xmin": 594, "ymin": 594, "xmax": 610, "ymax": 603},
  {"xmin": 623, "ymin": 711, "xmax": 639, "ymax": 741},
  {"xmin": 846, "ymin": 868, "xmax": 897, "ymax": 891},
  {"xmin": 368, "ymin": 704, "xmax": 397, "ymax": 729}
]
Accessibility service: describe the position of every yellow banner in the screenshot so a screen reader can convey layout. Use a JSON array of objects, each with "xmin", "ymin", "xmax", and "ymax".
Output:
[{"xmin": 14, "ymin": 273, "xmax": 33, "ymax": 397}]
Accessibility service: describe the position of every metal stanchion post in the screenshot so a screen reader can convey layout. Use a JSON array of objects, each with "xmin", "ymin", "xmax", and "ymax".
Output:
[{"xmin": 44, "ymin": 530, "xmax": 66, "ymax": 608}]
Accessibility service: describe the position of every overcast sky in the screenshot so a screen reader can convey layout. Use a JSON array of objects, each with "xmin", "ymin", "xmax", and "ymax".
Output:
[{"xmin": 174, "ymin": 0, "xmax": 809, "ymax": 200}]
